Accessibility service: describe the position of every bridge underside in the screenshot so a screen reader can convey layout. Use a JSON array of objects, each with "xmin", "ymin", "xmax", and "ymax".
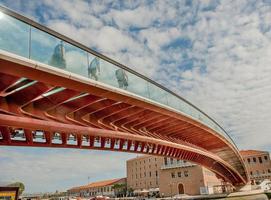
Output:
[{"xmin": 0, "ymin": 52, "xmax": 248, "ymax": 186}]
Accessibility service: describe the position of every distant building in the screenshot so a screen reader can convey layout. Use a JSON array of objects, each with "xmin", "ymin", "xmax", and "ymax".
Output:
[
  {"xmin": 67, "ymin": 178, "xmax": 126, "ymax": 197},
  {"xmin": 240, "ymin": 150, "xmax": 271, "ymax": 184},
  {"xmin": 126, "ymin": 155, "xmax": 163, "ymax": 194},
  {"xmin": 159, "ymin": 157, "xmax": 224, "ymax": 196},
  {"xmin": 126, "ymin": 156, "xmax": 224, "ymax": 196}
]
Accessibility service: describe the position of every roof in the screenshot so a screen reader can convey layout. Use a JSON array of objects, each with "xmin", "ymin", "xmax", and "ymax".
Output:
[
  {"xmin": 126, "ymin": 155, "xmax": 151, "ymax": 162},
  {"xmin": 68, "ymin": 178, "xmax": 126, "ymax": 192},
  {"xmin": 240, "ymin": 150, "xmax": 269, "ymax": 157}
]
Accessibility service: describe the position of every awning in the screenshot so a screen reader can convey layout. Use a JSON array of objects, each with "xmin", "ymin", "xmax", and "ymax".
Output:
[
  {"xmin": 133, "ymin": 189, "xmax": 149, "ymax": 193},
  {"xmin": 149, "ymin": 188, "xmax": 159, "ymax": 192}
]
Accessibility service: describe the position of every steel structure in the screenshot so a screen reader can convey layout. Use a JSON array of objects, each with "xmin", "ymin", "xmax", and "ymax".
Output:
[{"xmin": 0, "ymin": 6, "xmax": 248, "ymax": 186}]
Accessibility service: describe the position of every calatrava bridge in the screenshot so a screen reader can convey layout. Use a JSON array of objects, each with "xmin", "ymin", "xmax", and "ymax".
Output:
[{"xmin": 0, "ymin": 6, "xmax": 248, "ymax": 186}]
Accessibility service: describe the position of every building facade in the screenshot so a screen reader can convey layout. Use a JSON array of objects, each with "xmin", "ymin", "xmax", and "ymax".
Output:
[
  {"xmin": 159, "ymin": 158, "xmax": 223, "ymax": 196},
  {"xmin": 67, "ymin": 178, "xmax": 126, "ymax": 197},
  {"xmin": 240, "ymin": 150, "xmax": 271, "ymax": 184},
  {"xmin": 126, "ymin": 156, "xmax": 224, "ymax": 196},
  {"xmin": 126, "ymin": 155, "xmax": 163, "ymax": 193}
]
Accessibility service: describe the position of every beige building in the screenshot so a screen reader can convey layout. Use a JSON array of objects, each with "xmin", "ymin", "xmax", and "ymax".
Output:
[
  {"xmin": 159, "ymin": 158, "xmax": 223, "ymax": 196},
  {"xmin": 67, "ymin": 178, "xmax": 126, "ymax": 197},
  {"xmin": 126, "ymin": 156, "xmax": 223, "ymax": 196},
  {"xmin": 126, "ymin": 155, "xmax": 163, "ymax": 193},
  {"xmin": 240, "ymin": 150, "xmax": 271, "ymax": 184}
]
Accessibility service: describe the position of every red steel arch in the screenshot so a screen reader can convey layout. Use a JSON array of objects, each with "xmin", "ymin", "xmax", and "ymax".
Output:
[{"xmin": 0, "ymin": 51, "xmax": 248, "ymax": 186}]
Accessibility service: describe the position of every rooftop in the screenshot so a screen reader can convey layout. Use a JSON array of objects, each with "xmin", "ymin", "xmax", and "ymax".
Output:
[
  {"xmin": 240, "ymin": 150, "xmax": 269, "ymax": 157},
  {"xmin": 68, "ymin": 178, "xmax": 125, "ymax": 192},
  {"xmin": 126, "ymin": 155, "xmax": 155, "ymax": 162}
]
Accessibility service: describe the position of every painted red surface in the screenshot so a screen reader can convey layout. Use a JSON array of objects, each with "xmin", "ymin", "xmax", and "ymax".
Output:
[{"xmin": 0, "ymin": 56, "xmax": 248, "ymax": 186}]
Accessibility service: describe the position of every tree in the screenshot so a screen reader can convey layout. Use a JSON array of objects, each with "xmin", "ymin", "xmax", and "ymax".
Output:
[
  {"xmin": 112, "ymin": 183, "xmax": 127, "ymax": 197},
  {"xmin": 127, "ymin": 188, "xmax": 134, "ymax": 197},
  {"xmin": 8, "ymin": 182, "xmax": 25, "ymax": 195}
]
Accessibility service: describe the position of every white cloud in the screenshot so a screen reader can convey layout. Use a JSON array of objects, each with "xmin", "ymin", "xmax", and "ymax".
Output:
[{"xmin": 1, "ymin": 0, "xmax": 271, "ymax": 193}]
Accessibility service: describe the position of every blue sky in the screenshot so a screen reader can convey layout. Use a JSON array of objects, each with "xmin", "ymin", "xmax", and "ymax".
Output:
[{"xmin": 1, "ymin": 0, "xmax": 271, "ymax": 193}]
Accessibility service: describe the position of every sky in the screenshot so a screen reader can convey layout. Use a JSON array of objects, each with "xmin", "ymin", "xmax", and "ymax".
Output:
[{"xmin": 0, "ymin": 0, "xmax": 271, "ymax": 193}]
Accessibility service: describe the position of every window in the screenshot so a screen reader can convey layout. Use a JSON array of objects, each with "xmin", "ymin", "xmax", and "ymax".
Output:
[
  {"xmin": 155, "ymin": 170, "xmax": 158, "ymax": 177},
  {"xmin": 259, "ymin": 157, "xmax": 263, "ymax": 163},
  {"xmin": 253, "ymin": 157, "xmax": 256, "ymax": 163},
  {"xmin": 171, "ymin": 172, "xmax": 175, "ymax": 178},
  {"xmin": 178, "ymin": 171, "xmax": 182, "ymax": 177},
  {"xmin": 250, "ymin": 171, "xmax": 253, "ymax": 175},
  {"xmin": 268, "ymin": 169, "xmax": 271, "ymax": 173},
  {"xmin": 150, "ymin": 181, "xmax": 152, "ymax": 186},
  {"xmin": 149, "ymin": 171, "xmax": 151, "ymax": 177},
  {"xmin": 247, "ymin": 158, "xmax": 251, "ymax": 163},
  {"xmin": 264, "ymin": 156, "xmax": 268, "ymax": 161},
  {"xmin": 164, "ymin": 157, "xmax": 168, "ymax": 165},
  {"xmin": 184, "ymin": 171, "xmax": 188, "ymax": 177},
  {"xmin": 170, "ymin": 158, "xmax": 174, "ymax": 164},
  {"xmin": 144, "ymin": 172, "xmax": 146, "ymax": 177}
]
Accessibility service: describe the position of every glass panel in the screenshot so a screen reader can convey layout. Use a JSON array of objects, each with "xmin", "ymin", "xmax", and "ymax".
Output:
[
  {"xmin": 190, "ymin": 106, "xmax": 200, "ymax": 120},
  {"xmin": 126, "ymin": 71, "xmax": 149, "ymax": 98},
  {"xmin": 0, "ymin": 13, "xmax": 29, "ymax": 58},
  {"xmin": 98, "ymin": 58, "xmax": 125, "ymax": 89},
  {"xmin": 87, "ymin": 54, "xmax": 102, "ymax": 81},
  {"xmin": 148, "ymin": 83, "xmax": 168, "ymax": 105},
  {"xmin": 201, "ymin": 113, "xmax": 212, "ymax": 127},
  {"xmin": 31, "ymin": 27, "xmax": 61, "ymax": 67},
  {"xmin": 64, "ymin": 42, "xmax": 88, "ymax": 77},
  {"xmin": 32, "ymin": 29, "xmax": 88, "ymax": 76},
  {"xmin": 167, "ymin": 94, "xmax": 181, "ymax": 110},
  {"xmin": 179, "ymin": 100, "xmax": 192, "ymax": 116}
]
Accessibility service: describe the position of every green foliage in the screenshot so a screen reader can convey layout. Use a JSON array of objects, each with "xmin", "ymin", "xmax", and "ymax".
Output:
[
  {"xmin": 112, "ymin": 183, "xmax": 127, "ymax": 197},
  {"xmin": 8, "ymin": 182, "xmax": 25, "ymax": 195}
]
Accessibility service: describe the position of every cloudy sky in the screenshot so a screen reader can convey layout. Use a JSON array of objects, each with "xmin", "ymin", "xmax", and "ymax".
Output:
[{"xmin": 1, "ymin": 0, "xmax": 271, "ymax": 193}]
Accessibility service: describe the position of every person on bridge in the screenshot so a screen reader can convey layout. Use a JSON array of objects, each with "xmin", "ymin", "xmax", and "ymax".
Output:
[
  {"xmin": 88, "ymin": 57, "xmax": 100, "ymax": 81},
  {"xmin": 115, "ymin": 68, "xmax": 128, "ymax": 89},
  {"xmin": 49, "ymin": 41, "xmax": 66, "ymax": 69}
]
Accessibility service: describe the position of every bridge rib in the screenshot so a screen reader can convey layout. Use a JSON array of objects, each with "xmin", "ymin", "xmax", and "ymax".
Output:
[{"xmin": 0, "ymin": 52, "xmax": 248, "ymax": 185}]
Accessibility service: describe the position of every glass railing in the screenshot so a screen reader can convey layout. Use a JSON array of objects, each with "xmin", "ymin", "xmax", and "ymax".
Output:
[{"xmin": 0, "ymin": 7, "xmax": 237, "ymax": 148}]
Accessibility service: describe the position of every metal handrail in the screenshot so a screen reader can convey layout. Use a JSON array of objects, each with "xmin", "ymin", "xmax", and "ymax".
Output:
[{"xmin": 0, "ymin": 4, "xmax": 238, "ymax": 149}]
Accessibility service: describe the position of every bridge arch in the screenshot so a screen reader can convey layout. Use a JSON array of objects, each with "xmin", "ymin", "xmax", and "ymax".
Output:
[{"xmin": 0, "ymin": 5, "xmax": 248, "ymax": 186}]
